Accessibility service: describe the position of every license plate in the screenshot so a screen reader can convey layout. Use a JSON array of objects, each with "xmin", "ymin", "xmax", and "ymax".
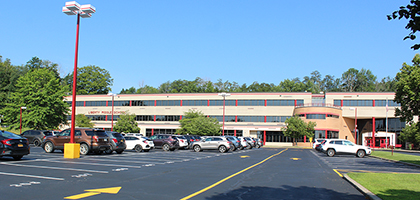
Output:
[
  {"xmin": 18, "ymin": 144, "xmax": 23, "ymax": 147},
  {"xmin": 104, "ymin": 139, "xmax": 107, "ymax": 141},
  {"xmin": 121, "ymin": 140, "xmax": 124, "ymax": 142}
]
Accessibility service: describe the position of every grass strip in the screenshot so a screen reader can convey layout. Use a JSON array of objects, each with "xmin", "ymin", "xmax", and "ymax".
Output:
[
  {"xmin": 348, "ymin": 173, "xmax": 420, "ymax": 200},
  {"xmin": 371, "ymin": 151, "xmax": 420, "ymax": 165}
]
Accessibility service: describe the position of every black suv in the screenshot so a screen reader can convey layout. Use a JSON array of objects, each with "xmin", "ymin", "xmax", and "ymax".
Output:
[
  {"xmin": 148, "ymin": 134, "xmax": 179, "ymax": 151},
  {"xmin": 105, "ymin": 131, "xmax": 126, "ymax": 154},
  {"xmin": 21, "ymin": 130, "xmax": 54, "ymax": 147}
]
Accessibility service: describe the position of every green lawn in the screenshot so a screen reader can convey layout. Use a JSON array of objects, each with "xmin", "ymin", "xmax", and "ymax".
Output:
[
  {"xmin": 371, "ymin": 150, "xmax": 420, "ymax": 165},
  {"xmin": 346, "ymin": 150, "xmax": 420, "ymax": 199},
  {"xmin": 348, "ymin": 173, "xmax": 420, "ymax": 200}
]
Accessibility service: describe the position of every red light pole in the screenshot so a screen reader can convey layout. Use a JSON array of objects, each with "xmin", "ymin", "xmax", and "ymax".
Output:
[
  {"xmin": 63, "ymin": 1, "xmax": 96, "ymax": 143},
  {"xmin": 218, "ymin": 93, "xmax": 230, "ymax": 136},
  {"xmin": 107, "ymin": 93, "xmax": 117, "ymax": 131},
  {"xmin": 20, "ymin": 107, "xmax": 27, "ymax": 134}
]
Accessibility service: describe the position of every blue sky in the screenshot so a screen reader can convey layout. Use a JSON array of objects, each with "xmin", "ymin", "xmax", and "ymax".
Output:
[{"xmin": 0, "ymin": 1, "xmax": 417, "ymax": 93}]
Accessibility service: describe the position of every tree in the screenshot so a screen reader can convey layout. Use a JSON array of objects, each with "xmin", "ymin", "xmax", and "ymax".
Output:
[
  {"xmin": 113, "ymin": 112, "xmax": 140, "ymax": 133},
  {"xmin": 64, "ymin": 65, "xmax": 113, "ymax": 95},
  {"xmin": 388, "ymin": 0, "xmax": 420, "ymax": 50},
  {"xmin": 399, "ymin": 122, "xmax": 420, "ymax": 148},
  {"xmin": 394, "ymin": 54, "xmax": 420, "ymax": 122},
  {"xmin": 282, "ymin": 116, "xmax": 316, "ymax": 146},
  {"xmin": 375, "ymin": 76, "xmax": 396, "ymax": 92},
  {"xmin": 75, "ymin": 114, "xmax": 94, "ymax": 128},
  {"xmin": 341, "ymin": 68, "xmax": 376, "ymax": 92},
  {"xmin": 176, "ymin": 110, "xmax": 221, "ymax": 136},
  {"xmin": 25, "ymin": 57, "xmax": 60, "ymax": 79},
  {"xmin": 1, "ymin": 68, "xmax": 69, "ymax": 130},
  {"xmin": 0, "ymin": 56, "xmax": 26, "ymax": 110}
]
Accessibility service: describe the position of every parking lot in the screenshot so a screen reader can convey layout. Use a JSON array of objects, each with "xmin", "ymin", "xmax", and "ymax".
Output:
[{"xmin": 2, "ymin": 146, "xmax": 417, "ymax": 200}]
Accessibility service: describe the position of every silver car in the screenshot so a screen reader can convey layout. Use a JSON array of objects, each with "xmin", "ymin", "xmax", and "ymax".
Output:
[{"xmin": 191, "ymin": 136, "xmax": 233, "ymax": 153}]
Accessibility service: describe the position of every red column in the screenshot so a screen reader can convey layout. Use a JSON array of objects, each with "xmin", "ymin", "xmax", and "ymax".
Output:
[
  {"xmin": 180, "ymin": 100, "xmax": 183, "ymax": 106},
  {"xmin": 372, "ymin": 117, "xmax": 375, "ymax": 148},
  {"xmin": 234, "ymin": 130, "xmax": 237, "ymax": 137},
  {"xmin": 263, "ymin": 130, "xmax": 266, "ymax": 145},
  {"xmin": 325, "ymin": 130, "xmax": 327, "ymax": 139},
  {"xmin": 151, "ymin": 129, "xmax": 154, "ymax": 136},
  {"xmin": 304, "ymin": 135, "xmax": 306, "ymax": 143},
  {"xmin": 70, "ymin": 13, "xmax": 81, "ymax": 144}
]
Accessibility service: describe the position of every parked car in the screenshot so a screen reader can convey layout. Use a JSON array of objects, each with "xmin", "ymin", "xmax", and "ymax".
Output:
[
  {"xmin": 183, "ymin": 135, "xmax": 197, "ymax": 147},
  {"xmin": 256, "ymin": 138, "xmax": 263, "ymax": 148},
  {"xmin": 313, "ymin": 139, "xmax": 326, "ymax": 151},
  {"xmin": 42, "ymin": 128, "xmax": 111, "ymax": 155},
  {"xmin": 0, "ymin": 130, "xmax": 30, "ymax": 160},
  {"xmin": 223, "ymin": 136, "xmax": 241, "ymax": 151},
  {"xmin": 237, "ymin": 137, "xmax": 248, "ymax": 150},
  {"xmin": 124, "ymin": 135, "xmax": 154, "ymax": 152},
  {"xmin": 105, "ymin": 131, "xmax": 126, "ymax": 154},
  {"xmin": 148, "ymin": 134, "xmax": 179, "ymax": 151},
  {"xmin": 21, "ymin": 130, "xmax": 54, "ymax": 147},
  {"xmin": 191, "ymin": 136, "xmax": 233, "ymax": 153},
  {"xmin": 321, "ymin": 139, "xmax": 371, "ymax": 158},
  {"xmin": 174, "ymin": 135, "xmax": 189, "ymax": 149}
]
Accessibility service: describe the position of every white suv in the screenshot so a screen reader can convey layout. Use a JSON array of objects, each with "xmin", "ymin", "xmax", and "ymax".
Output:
[
  {"xmin": 321, "ymin": 139, "xmax": 371, "ymax": 158},
  {"xmin": 124, "ymin": 135, "xmax": 154, "ymax": 152}
]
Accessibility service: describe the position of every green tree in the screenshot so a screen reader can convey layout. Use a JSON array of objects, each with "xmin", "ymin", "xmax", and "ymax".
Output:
[
  {"xmin": 1, "ymin": 68, "xmax": 69, "ymax": 130},
  {"xmin": 176, "ymin": 110, "xmax": 221, "ymax": 136},
  {"xmin": 25, "ymin": 57, "xmax": 60, "ymax": 79},
  {"xmin": 394, "ymin": 54, "xmax": 420, "ymax": 122},
  {"xmin": 388, "ymin": 0, "xmax": 420, "ymax": 50},
  {"xmin": 64, "ymin": 65, "xmax": 113, "ymax": 95},
  {"xmin": 375, "ymin": 76, "xmax": 396, "ymax": 92},
  {"xmin": 113, "ymin": 112, "xmax": 140, "ymax": 133},
  {"xmin": 341, "ymin": 68, "xmax": 376, "ymax": 92},
  {"xmin": 0, "ymin": 56, "xmax": 26, "ymax": 110},
  {"xmin": 75, "ymin": 114, "xmax": 94, "ymax": 128},
  {"xmin": 399, "ymin": 122, "xmax": 420, "ymax": 148},
  {"xmin": 282, "ymin": 116, "xmax": 316, "ymax": 146}
]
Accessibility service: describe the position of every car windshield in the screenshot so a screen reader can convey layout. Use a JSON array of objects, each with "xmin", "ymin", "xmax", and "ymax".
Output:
[{"xmin": 112, "ymin": 133, "xmax": 124, "ymax": 138}]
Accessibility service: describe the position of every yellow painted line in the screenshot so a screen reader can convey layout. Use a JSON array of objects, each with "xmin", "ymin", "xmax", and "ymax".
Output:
[
  {"xmin": 180, "ymin": 148, "xmax": 288, "ymax": 200},
  {"xmin": 240, "ymin": 156, "xmax": 249, "ymax": 158},
  {"xmin": 333, "ymin": 169, "xmax": 343, "ymax": 177},
  {"xmin": 64, "ymin": 192, "xmax": 100, "ymax": 199},
  {"xmin": 291, "ymin": 158, "xmax": 301, "ymax": 160}
]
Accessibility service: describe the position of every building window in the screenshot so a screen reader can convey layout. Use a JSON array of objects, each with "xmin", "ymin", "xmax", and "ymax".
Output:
[
  {"xmin": 106, "ymin": 115, "xmax": 119, "ymax": 121},
  {"xmin": 182, "ymin": 100, "xmax": 208, "ymax": 106},
  {"xmin": 236, "ymin": 116, "xmax": 265, "ymax": 122},
  {"xmin": 86, "ymin": 115, "xmax": 107, "ymax": 121},
  {"xmin": 131, "ymin": 100, "xmax": 155, "ymax": 106},
  {"xmin": 135, "ymin": 115, "xmax": 154, "ymax": 121},
  {"xmin": 265, "ymin": 131, "xmax": 292, "ymax": 142},
  {"xmin": 375, "ymin": 100, "xmax": 401, "ymax": 107},
  {"xmin": 327, "ymin": 131, "xmax": 339, "ymax": 139},
  {"xmin": 306, "ymin": 114, "xmax": 326, "ymax": 119},
  {"xmin": 267, "ymin": 100, "xmax": 301, "ymax": 106},
  {"xmin": 266, "ymin": 116, "xmax": 291, "ymax": 122},
  {"xmin": 209, "ymin": 115, "xmax": 236, "ymax": 122},
  {"xmin": 342, "ymin": 100, "xmax": 373, "ymax": 107},
  {"xmin": 156, "ymin": 100, "xmax": 181, "ymax": 106},
  {"xmin": 209, "ymin": 100, "xmax": 236, "ymax": 106},
  {"xmin": 237, "ymin": 100, "xmax": 265, "ymax": 106},
  {"xmin": 314, "ymin": 130, "xmax": 325, "ymax": 139},
  {"xmin": 223, "ymin": 130, "xmax": 243, "ymax": 136},
  {"xmin": 327, "ymin": 114, "xmax": 339, "ymax": 118},
  {"xmin": 109, "ymin": 100, "xmax": 130, "ymax": 106},
  {"xmin": 333, "ymin": 100, "xmax": 341, "ymax": 107},
  {"xmin": 155, "ymin": 115, "xmax": 181, "ymax": 121},
  {"xmin": 85, "ymin": 101, "xmax": 107, "ymax": 107}
]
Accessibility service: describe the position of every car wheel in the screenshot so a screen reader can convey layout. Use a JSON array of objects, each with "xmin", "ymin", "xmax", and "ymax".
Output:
[
  {"xmin": 357, "ymin": 150, "xmax": 366, "ymax": 158},
  {"xmin": 162, "ymin": 144, "xmax": 170, "ymax": 151},
  {"xmin": 219, "ymin": 145, "xmax": 227, "ymax": 153},
  {"xmin": 116, "ymin": 150, "xmax": 124, "ymax": 154},
  {"xmin": 257, "ymin": 144, "xmax": 261, "ymax": 148},
  {"xmin": 13, "ymin": 155, "xmax": 23, "ymax": 160},
  {"xmin": 33, "ymin": 139, "xmax": 41, "ymax": 147},
  {"xmin": 247, "ymin": 144, "xmax": 252, "ymax": 149},
  {"xmin": 193, "ymin": 145, "xmax": 201, "ymax": 152},
  {"xmin": 80, "ymin": 143, "xmax": 89, "ymax": 155},
  {"xmin": 327, "ymin": 149, "xmax": 335, "ymax": 157},
  {"xmin": 105, "ymin": 149, "xmax": 113, "ymax": 154},
  {"xmin": 135, "ymin": 145, "xmax": 143, "ymax": 153},
  {"xmin": 44, "ymin": 141, "xmax": 55, "ymax": 153}
]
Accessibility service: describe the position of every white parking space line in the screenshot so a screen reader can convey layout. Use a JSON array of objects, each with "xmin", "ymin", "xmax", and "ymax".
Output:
[
  {"xmin": 0, "ymin": 162, "xmax": 109, "ymax": 174},
  {"xmin": 35, "ymin": 159, "xmax": 143, "ymax": 169},
  {"xmin": 0, "ymin": 171, "xmax": 64, "ymax": 181},
  {"xmin": 78, "ymin": 157, "xmax": 165, "ymax": 165}
]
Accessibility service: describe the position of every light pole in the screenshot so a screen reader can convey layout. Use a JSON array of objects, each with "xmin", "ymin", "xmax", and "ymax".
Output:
[
  {"xmin": 350, "ymin": 107, "xmax": 357, "ymax": 144},
  {"xmin": 20, "ymin": 107, "xmax": 27, "ymax": 134},
  {"xmin": 107, "ymin": 93, "xmax": 117, "ymax": 131},
  {"xmin": 218, "ymin": 93, "xmax": 231, "ymax": 136},
  {"xmin": 63, "ymin": 1, "xmax": 96, "ymax": 143}
]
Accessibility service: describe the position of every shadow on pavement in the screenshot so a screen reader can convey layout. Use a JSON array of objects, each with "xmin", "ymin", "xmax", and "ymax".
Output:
[{"xmin": 205, "ymin": 185, "xmax": 366, "ymax": 200}]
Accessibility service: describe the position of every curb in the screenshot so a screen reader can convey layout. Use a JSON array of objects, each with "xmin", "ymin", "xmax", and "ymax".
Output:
[
  {"xmin": 343, "ymin": 174, "xmax": 382, "ymax": 200},
  {"xmin": 369, "ymin": 155, "xmax": 420, "ymax": 168}
]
